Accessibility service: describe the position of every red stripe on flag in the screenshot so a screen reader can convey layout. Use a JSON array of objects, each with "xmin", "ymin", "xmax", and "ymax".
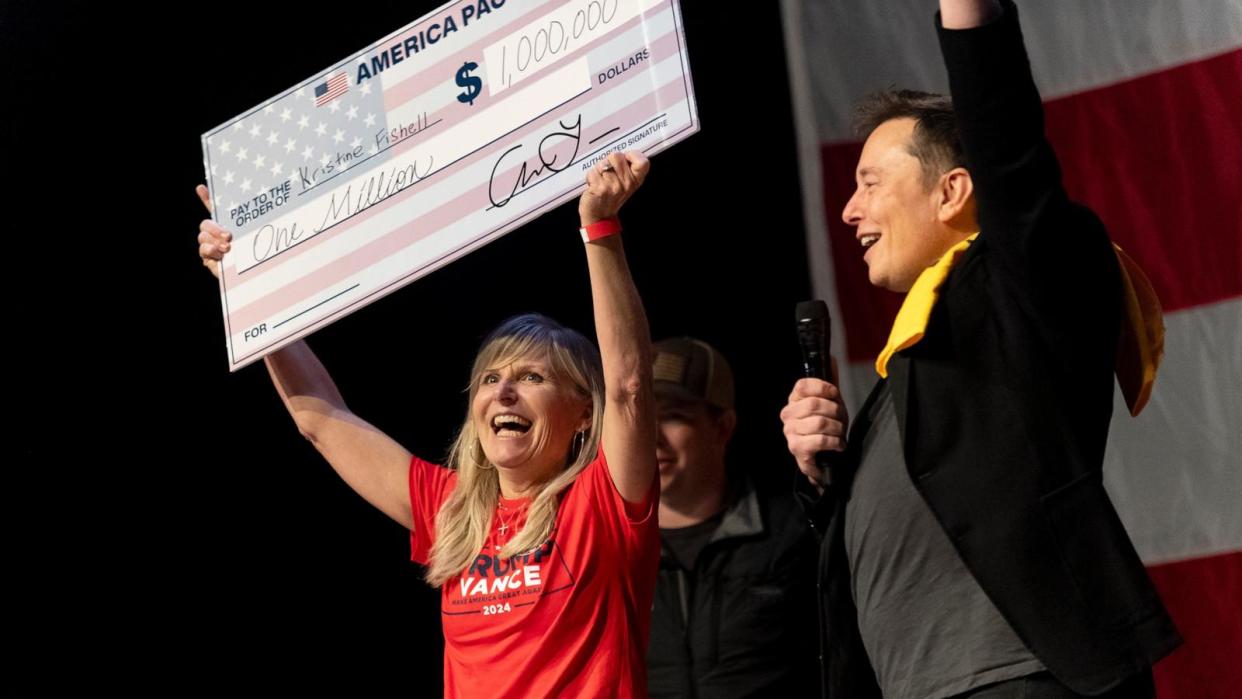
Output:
[
  {"xmin": 1045, "ymin": 49, "xmax": 1242, "ymax": 313},
  {"xmin": 820, "ymin": 49, "xmax": 1242, "ymax": 362},
  {"xmin": 1147, "ymin": 550, "xmax": 1242, "ymax": 698}
]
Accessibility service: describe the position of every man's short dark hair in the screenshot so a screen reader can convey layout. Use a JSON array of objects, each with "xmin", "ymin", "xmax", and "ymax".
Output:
[{"xmin": 853, "ymin": 89, "xmax": 965, "ymax": 189}]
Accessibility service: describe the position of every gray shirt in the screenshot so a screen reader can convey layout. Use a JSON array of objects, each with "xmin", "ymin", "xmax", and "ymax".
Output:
[{"xmin": 844, "ymin": 383, "xmax": 1044, "ymax": 699}]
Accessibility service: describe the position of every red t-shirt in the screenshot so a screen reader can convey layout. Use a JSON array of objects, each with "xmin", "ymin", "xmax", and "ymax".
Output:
[{"xmin": 408, "ymin": 445, "xmax": 660, "ymax": 698}]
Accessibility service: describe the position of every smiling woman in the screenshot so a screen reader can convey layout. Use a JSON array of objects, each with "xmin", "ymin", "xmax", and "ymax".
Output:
[
  {"xmin": 427, "ymin": 313, "xmax": 604, "ymax": 586},
  {"xmin": 194, "ymin": 150, "xmax": 660, "ymax": 698}
]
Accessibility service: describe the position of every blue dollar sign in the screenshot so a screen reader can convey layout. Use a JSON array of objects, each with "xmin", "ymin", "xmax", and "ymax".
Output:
[{"xmin": 456, "ymin": 61, "xmax": 482, "ymax": 106}]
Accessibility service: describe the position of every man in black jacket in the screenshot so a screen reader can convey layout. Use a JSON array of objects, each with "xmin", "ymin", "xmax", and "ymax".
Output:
[
  {"xmin": 648, "ymin": 337, "xmax": 818, "ymax": 698},
  {"xmin": 780, "ymin": 1, "xmax": 1181, "ymax": 697}
]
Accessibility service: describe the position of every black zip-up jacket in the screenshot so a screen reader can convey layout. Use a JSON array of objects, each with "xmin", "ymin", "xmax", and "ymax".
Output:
[{"xmin": 648, "ymin": 479, "xmax": 820, "ymax": 699}]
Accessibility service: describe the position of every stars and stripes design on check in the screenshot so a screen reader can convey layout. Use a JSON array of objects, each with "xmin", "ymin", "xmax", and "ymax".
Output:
[
  {"xmin": 202, "ymin": 73, "xmax": 385, "ymax": 218},
  {"xmin": 202, "ymin": 0, "xmax": 697, "ymax": 373}
]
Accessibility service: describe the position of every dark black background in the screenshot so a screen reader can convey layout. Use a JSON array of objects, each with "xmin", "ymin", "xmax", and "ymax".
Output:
[{"xmin": 8, "ymin": 0, "xmax": 812, "ymax": 687}]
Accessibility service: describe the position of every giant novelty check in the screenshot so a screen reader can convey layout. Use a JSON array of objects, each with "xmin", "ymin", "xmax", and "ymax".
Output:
[{"xmin": 202, "ymin": 0, "xmax": 697, "ymax": 370}]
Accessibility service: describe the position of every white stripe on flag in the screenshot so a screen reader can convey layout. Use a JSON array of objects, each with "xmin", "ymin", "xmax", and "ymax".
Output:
[
  {"xmin": 781, "ymin": 0, "xmax": 1242, "ymax": 143},
  {"xmin": 1103, "ymin": 298, "xmax": 1242, "ymax": 565}
]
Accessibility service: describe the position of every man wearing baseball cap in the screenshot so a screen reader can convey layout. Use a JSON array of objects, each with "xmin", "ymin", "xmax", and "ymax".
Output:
[{"xmin": 647, "ymin": 337, "xmax": 819, "ymax": 698}]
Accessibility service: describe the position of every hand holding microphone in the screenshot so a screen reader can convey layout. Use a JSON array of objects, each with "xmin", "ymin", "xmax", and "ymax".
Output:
[{"xmin": 781, "ymin": 301, "xmax": 849, "ymax": 490}]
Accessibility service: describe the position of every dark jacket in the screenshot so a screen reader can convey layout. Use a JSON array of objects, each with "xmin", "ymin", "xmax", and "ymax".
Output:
[
  {"xmin": 649, "ymin": 479, "xmax": 819, "ymax": 699},
  {"xmin": 798, "ymin": 4, "xmax": 1181, "ymax": 697}
]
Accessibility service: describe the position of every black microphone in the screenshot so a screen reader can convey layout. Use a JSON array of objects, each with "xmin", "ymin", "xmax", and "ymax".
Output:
[{"xmin": 795, "ymin": 300, "xmax": 836, "ymax": 486}]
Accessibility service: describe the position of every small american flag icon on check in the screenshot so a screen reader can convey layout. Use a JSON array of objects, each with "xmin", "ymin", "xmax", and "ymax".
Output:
[{"xmin": 314, "ymin": 71, "xmax": 348, "ymax": 107}]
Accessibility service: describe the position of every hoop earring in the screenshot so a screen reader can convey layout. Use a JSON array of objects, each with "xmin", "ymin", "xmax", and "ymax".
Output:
[
  {"xmin": 571, "ymin": 430, "xmax": 586, "ymax": 462},
  {"xmin": 472, "ymin": 441, "xmax": 494, "ymax": 470}
]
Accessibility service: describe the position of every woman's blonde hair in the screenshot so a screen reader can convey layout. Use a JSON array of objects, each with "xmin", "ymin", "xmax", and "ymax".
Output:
[{"xmin": 424, "ymin": 314, "xmax": 604, "ymax": 587}]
